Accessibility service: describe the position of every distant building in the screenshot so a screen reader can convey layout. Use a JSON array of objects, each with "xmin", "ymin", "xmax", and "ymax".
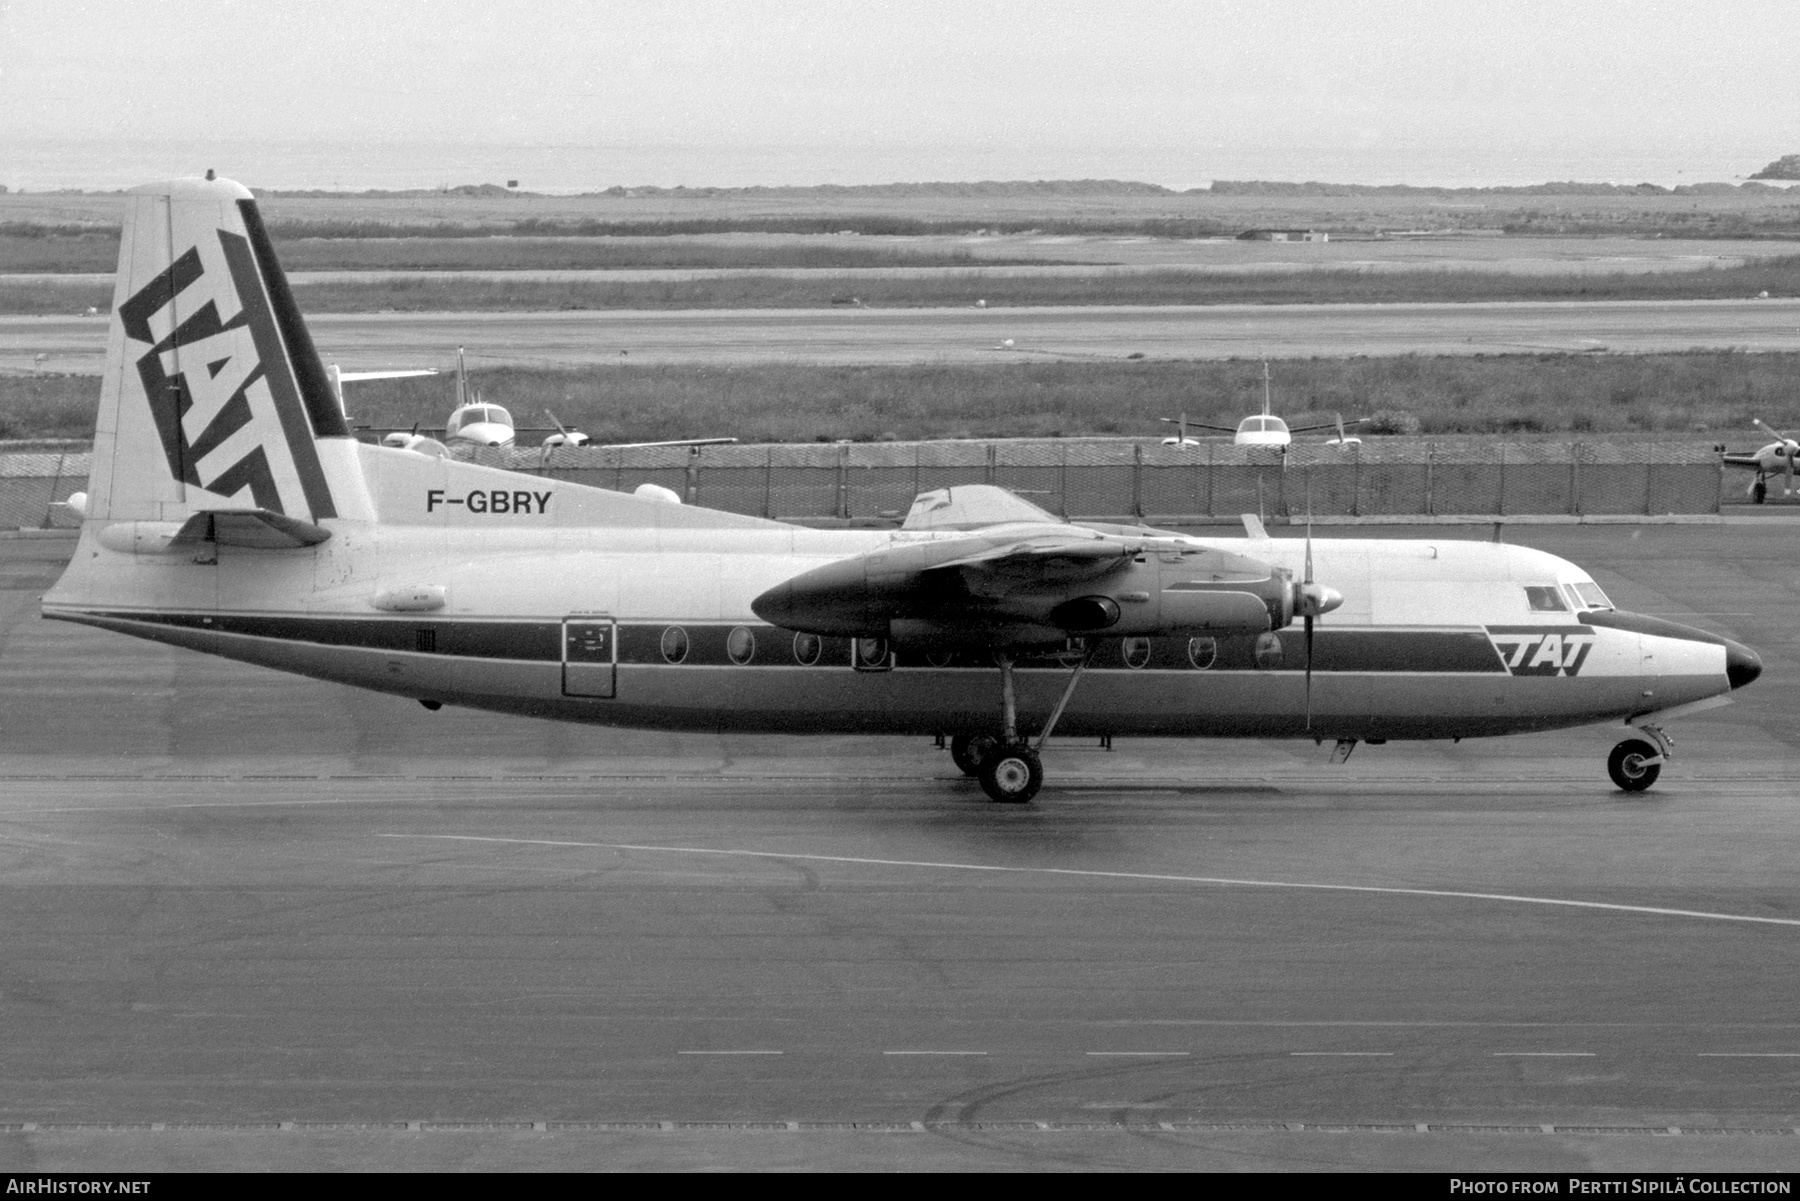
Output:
[{"xmin": 1236, "ymin": 228, "xmax": 1327, "ymax": 242}]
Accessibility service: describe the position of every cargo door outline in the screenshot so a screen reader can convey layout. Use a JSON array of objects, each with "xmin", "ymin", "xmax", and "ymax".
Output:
[{"xmin": 563, "ymin": 618, "xmax": 616, "ymax": 698}]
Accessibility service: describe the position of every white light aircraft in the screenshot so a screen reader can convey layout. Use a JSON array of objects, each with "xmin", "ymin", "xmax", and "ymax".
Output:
[
  {"xmin": 1162, "ymin": 361, "xmax": 1367, "ymax": 449},
  {"xmin": 1722, "ymin": 418, "xmax": 1800, "ymax": 503},
  {"xmin": 42, "ymin": 179, "xmax": 1762, "ymax": 803}
]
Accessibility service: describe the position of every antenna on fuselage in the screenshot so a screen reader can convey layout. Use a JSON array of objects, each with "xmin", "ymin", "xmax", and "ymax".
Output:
[{"xmin": 1261, "ymin": 358, "xmax": 1272, "ymax": 417}]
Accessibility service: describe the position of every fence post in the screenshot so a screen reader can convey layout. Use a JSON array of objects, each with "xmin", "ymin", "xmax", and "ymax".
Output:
[
  {"xmin": 1351, "ymin": 444, "xmax": 1361, "ymax": 518},
  {"xmin": 1570, "ymin": 442, "xmax": 1582, "ymax": 516},
  {"xmin": 836, "ymin": 443, "xmax": 850, "ymax": 519},
  {"xmin": 762, "ymin": 446, "xmax": 774, "ymax": 518},
  {"xmin": 1424, "ymin": 443, "xmax": 1434, "ymax": 516},
  {"xmin": 1643, "ymin": 446, "xmax": 1655, "ymax": 516},
  {"xmin": 985, "ymin": 443, "xmax": 997, "ymax": 485},
  {"xmin": 1204, "ymin": 440, "xmax": 1215, "ymax": 517},
  {"xmin": 41, "ymin": 453, "xmax": 66, "ymax": 529},
  {"xmin": 1058, "ymin": 442, "xmax": 1069, "ymax": 519},
  {"xmin": 1496, "ymin": 439, "xmax": 1507, "ymax": 516},
  {"xmin": 685, "ymin": 446, "xmax": 701, "ymax": 505},
  {"xmin": 1131, "ymin": 442, "xmax": 1144, "ymax": 520}
]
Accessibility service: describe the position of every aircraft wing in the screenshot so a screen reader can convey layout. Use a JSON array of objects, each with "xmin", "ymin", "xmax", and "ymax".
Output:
[
  {"xmin": 1287, "ymin": 416, "xmax": 1371, "ymax": 435},
  {"xmin": 1722, "ymin": 453, "xmax": 1767, "ymax": 469},
  {"xmin": 602, "ymin": 437, "xmax": 740, "ymax": 449},
  {"xmin": 336, "ymin": 370, "xmax": 438, "ymax": 383},
  {"xmin": 1159, "ymin": 418, "xmax": 1239, "ymax": 434},
  {"xmin": 355, "ymin": 424, "xmax": 448, "ymax": 437}
]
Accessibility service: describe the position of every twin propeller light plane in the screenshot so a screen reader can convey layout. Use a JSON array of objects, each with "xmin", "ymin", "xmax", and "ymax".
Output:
[{"xmin": 42, "ymin": 178, "xmax": 1763, "ymax": 802}]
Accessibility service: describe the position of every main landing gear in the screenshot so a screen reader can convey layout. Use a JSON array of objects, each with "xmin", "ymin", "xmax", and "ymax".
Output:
[
  {"xmin": 1608, "ymin": 723, "xmax": 1671, "ymax": 793},
  {"xmin": 948, "ymin": 646, "xmax": 1094, "ymax": 804}
]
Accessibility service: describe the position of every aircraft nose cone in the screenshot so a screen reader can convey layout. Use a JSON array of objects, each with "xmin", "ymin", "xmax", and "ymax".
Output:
[{"xmin": 1725, "ymin": 638, "xmax": 1762, "ymax": 690}]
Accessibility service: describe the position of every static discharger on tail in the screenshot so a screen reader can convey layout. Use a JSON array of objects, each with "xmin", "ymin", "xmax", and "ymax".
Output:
[{"xmin": 41, "ymin": 176, "xmax": 1763, "ymax": 804}]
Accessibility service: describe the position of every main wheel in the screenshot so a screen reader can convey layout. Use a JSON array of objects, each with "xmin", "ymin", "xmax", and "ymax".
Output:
[
  {"xmin": 979, "ymin": 743, "xmax": 1043, "ymax": 804},
  {"xmin": 1607, "ymin": 738, "xmax": 1662, "ymax": 792},
  {"xmin": 950, "ymin": 733, "xmax": 999, "ymax": 777},
  {"xmin": 1752, "ymin": 478, "xmax": 1768, "ymax": 504}
]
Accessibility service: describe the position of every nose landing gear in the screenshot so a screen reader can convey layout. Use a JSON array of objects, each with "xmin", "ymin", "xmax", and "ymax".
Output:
[{"xmin": 1608, "ymin": 722, "xmax": 1671, "ymax": 792}]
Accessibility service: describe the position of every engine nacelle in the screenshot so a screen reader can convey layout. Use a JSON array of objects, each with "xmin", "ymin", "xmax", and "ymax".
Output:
[{"xmin": 752, "ymin": 538, "xmax": 1300, "ymax": 644}]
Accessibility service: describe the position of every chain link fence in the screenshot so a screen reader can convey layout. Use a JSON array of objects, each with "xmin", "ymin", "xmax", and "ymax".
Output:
[{"xmin": 0, "ymin": 440, "xmax": 1724, "ymax": 529}]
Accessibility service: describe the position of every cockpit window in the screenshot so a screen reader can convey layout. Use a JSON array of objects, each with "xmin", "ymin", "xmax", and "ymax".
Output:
[
  {"xmin": 1571, "ymin": 582, "xmax": 1613, "ymax": 611},
  {"xmin": 488, "ymin": 406, "xmax": 512, "ymax": 426},
  {"xmin": 1524, "ymin": 586, "xmax": 1567, "ymax": 612}
]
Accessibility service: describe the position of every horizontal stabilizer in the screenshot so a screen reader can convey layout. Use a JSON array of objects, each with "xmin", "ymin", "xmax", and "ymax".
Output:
[{"xmin": 169, "ymin": 508, "xmax": 332, "ymax": 549}]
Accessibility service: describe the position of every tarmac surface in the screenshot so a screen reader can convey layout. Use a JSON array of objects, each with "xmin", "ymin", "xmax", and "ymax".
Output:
[
  {"xmin": 1, "ymin": 523, "xmax": 1797, "ymax": 1171},
  {"xmin": 7, "ymin": 297, "xmax": 1800, "ymax": 375}
]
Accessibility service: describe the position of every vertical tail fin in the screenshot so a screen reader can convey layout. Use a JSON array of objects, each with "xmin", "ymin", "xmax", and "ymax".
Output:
[{"xmin": 90, "ymin": 176, "xmax": 370, "ymax": 523}]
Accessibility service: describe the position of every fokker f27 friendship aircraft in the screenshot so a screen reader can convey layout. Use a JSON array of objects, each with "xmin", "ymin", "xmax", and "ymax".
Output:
[{"xmin": 42, "ymin": 178, "xmax": 1762, "ymax": 803}]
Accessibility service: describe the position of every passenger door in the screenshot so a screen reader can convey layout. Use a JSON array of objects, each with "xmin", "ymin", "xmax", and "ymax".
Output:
[{"xmin": 562, "ymin": 618, "xmax": 616, "ymax": 698}]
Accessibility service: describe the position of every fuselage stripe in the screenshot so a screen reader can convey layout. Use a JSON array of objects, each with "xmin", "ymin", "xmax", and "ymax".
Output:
[{"xmin": 61, "ymin": 611, "xmax": 1516, "ymax": 674}]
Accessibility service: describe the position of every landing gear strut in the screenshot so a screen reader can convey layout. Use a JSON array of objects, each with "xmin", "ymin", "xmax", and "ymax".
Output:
[{"xmin": 966, "ymin": 646, "xmax": 1095, "ymax": 804}]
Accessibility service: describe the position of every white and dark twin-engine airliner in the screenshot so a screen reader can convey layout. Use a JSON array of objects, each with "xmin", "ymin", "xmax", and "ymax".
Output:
[{"xmin": 42, "ymin": 178, "xmax": 1762, "ymax": 803}]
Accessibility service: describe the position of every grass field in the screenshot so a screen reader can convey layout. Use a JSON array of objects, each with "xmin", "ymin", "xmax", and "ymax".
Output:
[
  {"xmin": 0, "ymin": 232, "xmax": 1051, "ymax": 275},
  {"xmin": 8, "ymin": 255, "xmax": 1798, "ymax": 317},
  {"xmin": 7, "ymin": 351, "xmax": 1795, "ymax": 444},
  {"xmin": 7, "ymin": 184, "xmax": 1800, "ymax": 239}
]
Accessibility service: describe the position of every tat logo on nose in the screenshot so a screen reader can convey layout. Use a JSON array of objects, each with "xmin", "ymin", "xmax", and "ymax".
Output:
[
  {"xmin": 1486, "ymin": 626, "xmax": 1598, "ymax": 676},
  {"xmin": 426, "ymin": 489, "xmax": 552, "ymax": 515}
]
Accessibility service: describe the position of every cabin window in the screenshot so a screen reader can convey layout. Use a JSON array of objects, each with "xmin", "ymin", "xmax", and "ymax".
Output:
[
  {"xmin": 1253, "ymin": 631, "xmax": 1283, "ymax": 670},
  {"xmin": 1524, "ymin": 586, "xmax": 1567, "ymax": 612},
  {"xmin": 1572, "ymin": 582, "xmax": 1614, "ymax": 611},
  {"xmin": 1187, "ymin": 636, "xmax": 1216, "ymax": 670},
  {"xmin": 792, "ymin": 632, "xmax": 821, "ymax": 666},
  {"xmin": 1121, "ymin": 637, "xmax": 1152, "ymax": 669},
  {"xmin": 854, "ymin": 637, "xmax": 889, "ymax": 668},
  {"xmin": 727, "ymin": 626, "xmax": 756, "ymax": 665},
  {"xmin": 925, "ymin": 649, "xmax": 956, "ymax": 668},
  {"xmin": 660, "ymin": 626, "xmax": 689, "ymax": 664}
]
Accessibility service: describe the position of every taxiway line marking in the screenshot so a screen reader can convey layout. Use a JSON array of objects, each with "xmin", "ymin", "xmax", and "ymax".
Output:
[
  {"xmin": 1085, "ymin": 1051, "xmax": 1190, "ymax": 1057},
  {"xmin": 1696, "ymin": 1052, "xmax": 1800, "ymax": 1058},
  {"xmin": 1492, "ymin": 1052, "xmax": 1596, "ymax": 1057},
  {"xmin": 883, "ymin": 1051, "xmax": 987, "ymax": 1057},
  {"xmin": 676, "ymin": 1050, "xmax": 783, "ymax": 1056},
  {"xmin": 1290, "ymin": 1052, "xmax": 1394, "ymax": 1057},
  {"xmin": 377, "ymin": 834, "xmax": 1800, "ymax": 931}
]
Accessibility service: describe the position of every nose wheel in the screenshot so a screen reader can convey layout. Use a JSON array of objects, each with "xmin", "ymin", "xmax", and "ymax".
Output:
[{"xmin": 1608, "ymin": 737, "xmax": 1663, "ymax": 792}]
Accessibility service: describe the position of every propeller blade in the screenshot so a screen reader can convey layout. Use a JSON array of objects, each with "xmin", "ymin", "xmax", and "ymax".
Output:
[
  {"xmin": 1304, "ymin": 612, "xmax": 1314, "ymax": 732},
  {"xmin": 1754, "ymin": 417, "xmax": 1797, "ymax": 445}
]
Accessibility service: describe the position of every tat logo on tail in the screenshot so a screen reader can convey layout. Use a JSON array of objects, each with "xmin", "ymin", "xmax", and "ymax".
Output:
[{"xmin": 117, "ymin": 228, "xmax": 336, "ymax": 519}]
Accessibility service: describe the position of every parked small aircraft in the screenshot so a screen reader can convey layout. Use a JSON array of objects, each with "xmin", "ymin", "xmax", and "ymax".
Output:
[
  {"xmin": 1722, "ymin": 418, "xmax": 1800, "ymax": 503},
  {"xmin": 42, "ymin": 178, "xmax": 1761, "ymax": 804},
  {"xmin": 362, "ymin": 350, "xmax": 736, "ymax": 454},
  {"xmin": 1161, "ymin": 361, "xmax": 1367, "ymax": 449}
]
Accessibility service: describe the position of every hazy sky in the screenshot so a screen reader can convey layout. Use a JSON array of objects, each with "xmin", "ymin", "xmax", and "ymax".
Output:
[{"xmin": 3, "ymin": 1, "xmax": 1796, "ymax": 186}]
